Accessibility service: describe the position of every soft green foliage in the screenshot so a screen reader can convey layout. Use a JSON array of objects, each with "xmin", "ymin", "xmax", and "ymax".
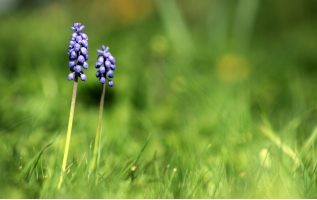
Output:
[{"xmin": 1, "ymin": 0, "xmax": 317, "ymax": 198}]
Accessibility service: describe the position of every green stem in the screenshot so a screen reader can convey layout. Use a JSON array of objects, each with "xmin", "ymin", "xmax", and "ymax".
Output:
[
  {"xmin": 57, "ymin": 73, "xmax": 78, "ymax": 189},
  {"xmin": 91, "ymin": 83, "xmax": 106, "ymax": 177}
]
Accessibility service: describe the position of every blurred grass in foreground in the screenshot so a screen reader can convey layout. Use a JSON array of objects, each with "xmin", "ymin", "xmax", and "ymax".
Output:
[{"xmin": 0, "ymin": 0, "xmax": 317, "ymax": 198}]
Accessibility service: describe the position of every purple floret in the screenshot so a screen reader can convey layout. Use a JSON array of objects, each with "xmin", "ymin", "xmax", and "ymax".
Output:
[
  {"xmin": 80, "ymin": 47, "xmax": 88, "ymax": 55},
  {"xmin": 67, "ymin": 47, "xmax": 74, "ymax": 54},
  {"xmin": 108, "ymin": 55, "xmax": 115, "ymax": 63},
  {"xmin": 83, "ymin": 62, "xmax": 88, "ymax": 69},
  {"xmin": 77, "ymin": 55, "xmax": 85, "ymax": 64},
  {"xmin": 80, "ymin": 74, "xmax": 87, "ymax": 81},
  {"xmin": 100, "ymin": 77, "xmax": 106, "ymax": 84},
  {"xmin": 69, "ymin": 60, "xmax": 76, "ymax": 67},
  {"xmin": 70, "ymin": 51, "xmax": 77, "ymax": 60},
  {"xmin": 95, "ymin": 62, "xmax": 101, "ymax": 68},
  {"xmin": 68, "ymin": 73, "xmax": 74, "ymax": 81},
  {"xmin": 75, "ymin": 65, "xmax": 81, "ymax": 73},
  {"xmin": 108, "ymin": 80, "xmax": 114, "ymax": 87},
  {"xmin": 74, "ymin": 43, "xmax": 81, "ymax": 52},
  {"xmin": 96, "ymin": 71, "xmax": 101, "ymax": 78},
  {"xmin": 81, "ymin": 40, "xmax": 88, "ymax": 48},
  {"xmin": 76, "ymin": 35, "xmax": 82, "ymax": 43},
  {"xmin": 110, "ymin": 64, "xmax": 116, "ymax": 70},
  {"xmin": 97, "ymin": 56, "xmax": 104, "ymax": 63},
  {"xmin": 81, "ymin": 33, "xmax": 88, "ymax": 40},
  {"xmin": 106, "ymin": 70, "xmax": 114, "ymax": 78},
  {"xmin": 105, "ymin": 60, "xmax": 111, "ymax": 68},
  {"xmin": 71, "ymin": 33, "xmax": 77, "ymax": 40},
  {"xmin": 99, "ymin": 66, "xmax": 106, "ymax": 74},
  {"xmin": 69, "ymin": 40, "xmax": 76, "ymax": 47},
  {"xmin": 104, "ymin": 52, "xmax": 110, "ymax": 58}
]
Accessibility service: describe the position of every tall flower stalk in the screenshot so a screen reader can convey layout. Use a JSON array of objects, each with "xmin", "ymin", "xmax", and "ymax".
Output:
[
  {"xmin": 57, "ymin": 22, "xmax": 89, "ymax": 189},
  {"xmin": 91, "ymin": 46, "xmax": 116, "ymax": 176}
]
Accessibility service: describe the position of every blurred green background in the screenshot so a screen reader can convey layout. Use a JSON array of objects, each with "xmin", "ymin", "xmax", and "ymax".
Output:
[{"xmin": 1, "ymin": 0, "xmax": 317, "ymax": 198}]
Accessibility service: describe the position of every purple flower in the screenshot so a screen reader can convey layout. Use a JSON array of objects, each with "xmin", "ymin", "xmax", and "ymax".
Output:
[
  {"xmin": 83, "ymin": 62, "xmax": 88, "ymax": 69},
  {"xmin": 95, "ymin": 45, "xmax": 116, "ymax": 87},
  {"xmin": 108, "ymin": 80, "xmax": 114, "ymax": 87},
  {"xmin": 67, "ymin": 22, "xmax": 89, "ymax": 81},
  {"xmin": 110, "ymin": 64, "xmax": 116, "ymax": 70},
  {"xmin": 100, "ymin": 77, "xmax": 106, "ymax": 84},
  {"xmin": 77, "ymin": 55, "xmax": 85, "ymax": 64},
  {"xmin": 75, "ymin": 65, "xmax": 82, "ymax": 73},
  {"xmin": 100, "ymin": 66, "xmax": 106, "ymax": 73},
  {"xmin": 106, "ymin": 70, "xmax": 114, "ymax": 78},
  {"xmin": 69, "ymin": 60, "xmax": 76, "ymax": 67},
  {"xmin": 80, "ymin": 73, "xmax": 87, "ymax": 81},
  {"xmin": 68, "ymin": 73, "xmax": 74, "ymax": 80}
]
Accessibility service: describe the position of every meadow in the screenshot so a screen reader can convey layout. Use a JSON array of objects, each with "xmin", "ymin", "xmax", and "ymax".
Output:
[{"xmin": 0, "ymin": 0, "xmax": 317, "ymax": 198}]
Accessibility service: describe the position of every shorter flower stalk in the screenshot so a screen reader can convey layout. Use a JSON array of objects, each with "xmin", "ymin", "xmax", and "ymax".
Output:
[{"xmin": 91, "ymin": 46, "xmax": 117, "ymax": 176}]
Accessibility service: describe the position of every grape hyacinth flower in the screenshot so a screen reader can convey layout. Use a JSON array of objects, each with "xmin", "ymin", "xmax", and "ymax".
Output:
[
  {"xmin": 90, "ymin": 45, "xmax": 117, "ymax": 175},
  {"xmin": 95, "ymin": 45, "xmax": 116, "ymax": 87},
  {"xmin": 67, "ymin": 22, "xmax": 89, "ymax": 81},
  {"xmin": 58, "ymin": 22, "xmax": 89, "ymax": 190}
]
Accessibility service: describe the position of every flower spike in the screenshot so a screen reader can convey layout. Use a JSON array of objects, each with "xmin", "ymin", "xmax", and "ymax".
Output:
[
  {"xmin": 67, "ymin": 22, "xmax": 89, "ymax": 81},
  {"xmin": 95, "ymin": 46, "xmax": 116, "ymax": 87}
]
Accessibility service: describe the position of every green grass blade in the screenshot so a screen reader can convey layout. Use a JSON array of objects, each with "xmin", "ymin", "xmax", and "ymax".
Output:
[
  {"xmin": 20, "ymin": 141, "xmax": 55, "ymax": 183},
  {"xmin": 120, "ymin": 133, "xmax": 152, "ymax": 178}
]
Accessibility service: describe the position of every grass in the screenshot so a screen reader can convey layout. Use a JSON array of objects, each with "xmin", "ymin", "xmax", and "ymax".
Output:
[{"xmin": 1, "ymin": 0, "xmax": 317, "ymax": 198}]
